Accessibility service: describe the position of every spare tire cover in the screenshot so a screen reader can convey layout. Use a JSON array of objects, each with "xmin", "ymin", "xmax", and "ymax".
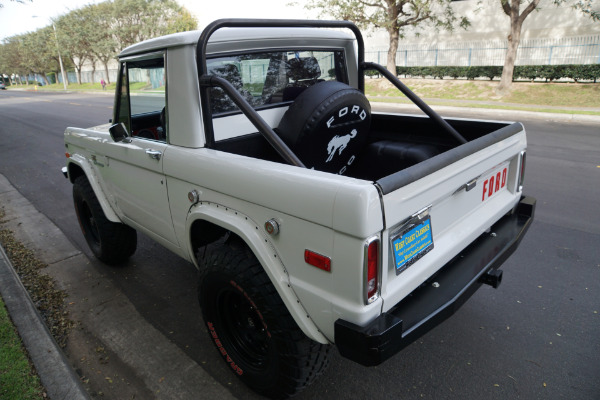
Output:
[{"xmin": 277, "ymin": 81, "xmax": 371, "ymax": 174}]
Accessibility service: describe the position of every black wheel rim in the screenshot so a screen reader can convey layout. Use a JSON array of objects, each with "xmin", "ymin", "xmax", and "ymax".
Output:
[
  {"xmin": 215, "ymin": 286, "xmax": 271, "ymax": 369},
  {"xmin": 79, "ymin": 200, "xmax": 100, "ymax": 246}
]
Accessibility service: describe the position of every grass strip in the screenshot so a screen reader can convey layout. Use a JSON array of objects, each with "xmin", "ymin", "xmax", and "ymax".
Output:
[
  {"xmin": 367, "ymin": 96, "xmax": 600, "ymax": 116},
  {"xmin": 0, "ymin": 209, "xmax": 76, "ymax": 398},
  {"xmin": 0, "ymin": 296, "xmax": 45, "ymax": 400}
]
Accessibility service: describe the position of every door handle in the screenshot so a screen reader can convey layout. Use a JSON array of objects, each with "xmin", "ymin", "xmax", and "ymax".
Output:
[{"xmin": 145, "ymin": 149, "xmax": 162, "ymax": 160}]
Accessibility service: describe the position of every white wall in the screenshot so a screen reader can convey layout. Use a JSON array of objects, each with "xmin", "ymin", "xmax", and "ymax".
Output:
[{"xmin": 364, "ymin": 0, "xmax": 600, "ymax": 50}]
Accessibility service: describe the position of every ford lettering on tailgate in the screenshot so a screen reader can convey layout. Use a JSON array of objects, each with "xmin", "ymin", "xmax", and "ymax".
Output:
[{"xmin": 482, "ymin": 162, "xmax": 509, "ymax": 202}]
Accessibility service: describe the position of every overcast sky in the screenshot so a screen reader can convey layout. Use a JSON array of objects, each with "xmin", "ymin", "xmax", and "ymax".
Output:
[{"xmin": 0, "ymin": 0, "xmax": 316, "ymax": 40}]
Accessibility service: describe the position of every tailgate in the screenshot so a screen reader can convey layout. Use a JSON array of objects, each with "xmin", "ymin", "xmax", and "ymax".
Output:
[{"xmin": 377, "ymin": 122, "xmax": 527, "ymax": 312}]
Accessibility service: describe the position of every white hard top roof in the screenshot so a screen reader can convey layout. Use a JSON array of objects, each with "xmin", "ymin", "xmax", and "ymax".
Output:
[{"xmin": 119, "ymin": 24, "xmax": 355, "ymax": 58}]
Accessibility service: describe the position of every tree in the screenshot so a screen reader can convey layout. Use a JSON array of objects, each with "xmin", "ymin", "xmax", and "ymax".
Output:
[
  {"xmin": 0, "ymin": 0, "xmax": 197, "ymax": 86},
  {"xmin": 21, "ymin": 29, "xmax": 57, "ymax": 85},
  {"xmin": 112, "ymin": 0, "xmax": 197, "ymax": 50},
  {"xmin": 86, "ymin": 2, "xmax": 118, "ymax": 84},
  {"xmin": 55, "ymin": 11, "xmax": 94, "ymax": 85},
  {"xmin": 2, "ymin": 35, "xmax": 29, "ymax": 84},
  {"xmin": 305, "ymin": 0, "xmax": 470, "ymax": 74},
  {"xmin": 497, "ymin": 0, "xmax": 600, "ymax": 94}
]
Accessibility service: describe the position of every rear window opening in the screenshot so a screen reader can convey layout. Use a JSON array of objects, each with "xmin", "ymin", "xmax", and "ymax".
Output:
[{"xmin": 207, "ymin": 49, "xmax": 348, "ymax": 115}]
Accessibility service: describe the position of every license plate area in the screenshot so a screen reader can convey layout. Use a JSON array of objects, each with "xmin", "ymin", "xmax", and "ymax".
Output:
[{"xmin": 391, "ymin": 216, "xmax": 434, "ymax": 275}]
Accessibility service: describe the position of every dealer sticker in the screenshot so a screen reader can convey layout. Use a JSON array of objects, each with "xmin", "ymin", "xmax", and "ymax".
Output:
[{"xmin": 392, "ymin": 217, "xmax": 434, "ymax": 275}]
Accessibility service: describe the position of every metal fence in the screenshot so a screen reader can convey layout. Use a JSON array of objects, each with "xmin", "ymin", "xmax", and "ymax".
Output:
[
  {"xmin": 366, "ymin": 35, "xmax": 600, "ymax": 67},
  {"xmin": 17, "ymin": 35, "xmax": 599, "ymax": 85}
]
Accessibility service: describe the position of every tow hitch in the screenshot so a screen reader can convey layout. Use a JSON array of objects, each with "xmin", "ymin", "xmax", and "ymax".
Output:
[{"xmin": 480, "ymin": 269, "xmax": 503, "ymax": 289}]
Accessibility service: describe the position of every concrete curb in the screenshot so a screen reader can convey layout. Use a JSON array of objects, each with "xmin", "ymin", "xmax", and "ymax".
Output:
[{"xmin": 0, "ymin": 245, "xmax": 91, "ymax": 400}]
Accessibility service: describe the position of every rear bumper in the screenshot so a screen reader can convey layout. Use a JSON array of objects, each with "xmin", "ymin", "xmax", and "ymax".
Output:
[{"xmin": 334, "ymin": 196, "xmax": 536, "ymax": 366}]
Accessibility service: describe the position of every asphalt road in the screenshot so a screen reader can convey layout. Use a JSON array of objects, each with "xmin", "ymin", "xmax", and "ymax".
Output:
[{"xmin": 1, "ymin": 90, "xmax": 599, "ymax": 399}]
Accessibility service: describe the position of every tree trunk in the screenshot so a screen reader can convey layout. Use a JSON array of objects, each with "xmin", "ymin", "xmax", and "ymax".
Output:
[
  {"xmin": 497, "ymin": 0, "xmax": 541, "ymax": 96},
  {"xmin": 41, "ymin": 73, "xmax": 50, "ymax": 86},
  {"xmin": 103, "ymin": 61, "xmax": 111, "ymax": 85},
  {"xmin": 386, "ymin": 27, "xmax": 400, "ymax": 76},
  {"xmin": 76, "ymin": 66, "xmax": 82, "ymax": 85},
  {"xmin": 497, "ymin": 29, "xmax": 521, "ymax": 95}
]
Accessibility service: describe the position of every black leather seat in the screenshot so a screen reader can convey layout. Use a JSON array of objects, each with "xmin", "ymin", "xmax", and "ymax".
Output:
[{"xmin": 349, "ymin": 141, "xmax": 441, "ymax": 181}]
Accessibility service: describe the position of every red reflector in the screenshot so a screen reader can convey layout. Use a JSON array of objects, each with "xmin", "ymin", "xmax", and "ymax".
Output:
[
  {"xmin": 304, "ymin": 250, "xmax": 331, "ymax": 272},
  {"xmin": 366, "ymin": 240, "xmax": 379, "ymax": 300},
  {"xmin": 65, "ymin": 152, "xmax": 70, "ymax": 158}
]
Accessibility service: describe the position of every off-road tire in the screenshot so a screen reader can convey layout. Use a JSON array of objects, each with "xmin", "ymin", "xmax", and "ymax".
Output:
[
  {"xmin": 197, "ymin": 236, "xmax": 329, "ymax": 399},
  {"xmin": 73, "ymin": 175, "xmax": 137, "ymax": 265}
]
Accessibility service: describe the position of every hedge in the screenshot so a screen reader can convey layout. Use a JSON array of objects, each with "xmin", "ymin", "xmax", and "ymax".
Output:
[{"xmin": 366, "ymin": 64, "xmax": 600, "ymax": 82}]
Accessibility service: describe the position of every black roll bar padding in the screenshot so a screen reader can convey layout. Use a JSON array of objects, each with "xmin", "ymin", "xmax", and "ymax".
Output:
[
  {"xmin": 196, "ymin": 18, "xmax": 365, "ymax": 151},
  {"xmin": 199, "ymin": 75, "xmax": 306, "ymax": 168},
  {"xmin": 362, "ymin": 62, "xmax": 468, "ymax": 145}
]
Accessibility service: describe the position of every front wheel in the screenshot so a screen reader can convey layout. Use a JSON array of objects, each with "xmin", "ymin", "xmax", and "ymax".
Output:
[
  {"xmin": 197, "ymin": 236, "xmax": 329, "ymax": 399},
  {"xmin": 73, "ymin": 175, "xmax": 136, "ymax": 265}
]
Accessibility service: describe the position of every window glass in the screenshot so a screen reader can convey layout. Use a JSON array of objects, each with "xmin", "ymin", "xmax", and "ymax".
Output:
[
  {"xmin": 207, "ymin": 49, "xmax": 346, "ymax": 115},
  {"xmin": 116, "ymin": 55, "xmax": 167, "ymax": 142}
]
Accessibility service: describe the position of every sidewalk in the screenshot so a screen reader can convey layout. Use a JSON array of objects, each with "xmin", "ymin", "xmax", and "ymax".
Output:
[
  {"xmin": 0, "ymin": 176, "xmax": 90, "ymax": 399},
  {"xmin": 0, "ymin": 173, "xmax": 234, "ymax": 399}
]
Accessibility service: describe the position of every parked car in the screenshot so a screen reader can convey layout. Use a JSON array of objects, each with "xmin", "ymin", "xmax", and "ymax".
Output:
[
  {"xmin": 63, "ymin": 19, "xmax": 535, "ymax": 399},
  {"xmin": 0, "ymin": 82, "xmax": 7, "ymax": 90}
]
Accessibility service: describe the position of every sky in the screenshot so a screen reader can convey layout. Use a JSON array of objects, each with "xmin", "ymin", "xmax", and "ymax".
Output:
[{"xmin": 0, "ymin": 0, "xmax": 316, "ymax": 40}]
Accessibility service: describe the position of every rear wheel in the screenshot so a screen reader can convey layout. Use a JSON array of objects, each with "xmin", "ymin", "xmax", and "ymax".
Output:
[
  {"xmin": 73, "ymin": 175, "xmax": 136, "ymax": 265},
  {"xmin": 197, "ymin": 236, "xmax": 329, "ymax": 399}
]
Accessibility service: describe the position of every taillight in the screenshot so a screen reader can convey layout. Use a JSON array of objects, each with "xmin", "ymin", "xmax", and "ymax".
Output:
[
  {"xmin": 364, "ymin": 236, "xmax": 380, "ymax": 304},
  {"xmin": 518, "ymin": 151, "xmax": 526, "ymax": 191}
]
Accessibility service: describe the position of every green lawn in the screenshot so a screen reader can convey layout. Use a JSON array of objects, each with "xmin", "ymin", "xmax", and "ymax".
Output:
[
  {"xmin": 365, "ymin": 78, "xmax": 600, "ymax": 114},
  {"xmin": 7, "ymin": 77, "xmax": 600, "ymax": 115},
  {"xmin": 0, "ymin": 297, "xmax": 45, "ymax": 400}
]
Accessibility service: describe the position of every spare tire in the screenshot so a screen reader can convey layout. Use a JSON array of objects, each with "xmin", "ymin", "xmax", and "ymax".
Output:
[{"xmin": 277, "ymin": 81, "xmax": 371, "ymax": 175}]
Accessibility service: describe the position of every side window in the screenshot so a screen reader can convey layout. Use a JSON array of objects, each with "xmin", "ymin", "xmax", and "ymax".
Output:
[
  {"xmin": 207, "ymin": 50, "xmax": 347, "ymax": 116},
  {"xmin": 115, "ymin": 53, "xmax": 167, "ymax": 142}
]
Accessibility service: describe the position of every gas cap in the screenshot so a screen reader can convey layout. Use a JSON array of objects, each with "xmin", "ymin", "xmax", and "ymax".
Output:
[
  {"xmin": 265, "ymin": 219, "xmax": 280, "ymax": 236},
  {"xmin": 188, "ymin": 190, "xmax": 200, "ymax": 204}
]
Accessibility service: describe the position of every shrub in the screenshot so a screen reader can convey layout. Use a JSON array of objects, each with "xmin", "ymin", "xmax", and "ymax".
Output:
[{"xmin": 387, "ymin": 64, "xmax": 600, "ymax": 82}]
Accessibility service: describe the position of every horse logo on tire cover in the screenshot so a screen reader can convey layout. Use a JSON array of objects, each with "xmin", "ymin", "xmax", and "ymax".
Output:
[{"xmin": 326, "ymin": 129, "xmax": 357, "ymax": 163}]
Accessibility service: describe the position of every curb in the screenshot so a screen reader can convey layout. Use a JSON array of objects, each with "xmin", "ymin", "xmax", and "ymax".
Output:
[{"xmin": 0, "ymin": 245, "xmax": 91, "ymax": 400}]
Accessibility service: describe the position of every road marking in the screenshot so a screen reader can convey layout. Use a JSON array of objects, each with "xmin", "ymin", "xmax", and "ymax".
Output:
[{"xmin": 69, "ymin": 102, "xmax": 81, "ymax": 106}]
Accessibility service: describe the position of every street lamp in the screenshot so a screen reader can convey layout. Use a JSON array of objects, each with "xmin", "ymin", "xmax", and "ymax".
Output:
[
  {"xmin": 32, "ymin": 15, "xmax": 67, "ymax": 90},
  {"xmin": 51, "ymin": 23, "xmax": 68, "ymax": 91}
]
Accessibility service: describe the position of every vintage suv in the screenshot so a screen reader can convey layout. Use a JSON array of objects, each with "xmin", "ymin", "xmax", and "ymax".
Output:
[{"xmin": 63, "ymin": 19, "xmax": 535, "ymax": 399}]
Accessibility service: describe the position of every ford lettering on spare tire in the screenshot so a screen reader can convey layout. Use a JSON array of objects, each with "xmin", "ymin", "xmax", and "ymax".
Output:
[{"xmin": 277, "ymin": 81, "xmax": 371, "ymax": 175}]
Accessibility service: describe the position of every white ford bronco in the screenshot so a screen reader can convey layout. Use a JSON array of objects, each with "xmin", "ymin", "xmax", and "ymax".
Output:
[{"xmin": 63, "ymin": 19, "xmax": 535, "ymax": 398}]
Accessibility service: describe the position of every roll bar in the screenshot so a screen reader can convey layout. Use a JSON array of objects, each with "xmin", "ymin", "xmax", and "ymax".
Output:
[{"xmin": 196, "ymin": 18, "xmax": 466, "ymax": 158}]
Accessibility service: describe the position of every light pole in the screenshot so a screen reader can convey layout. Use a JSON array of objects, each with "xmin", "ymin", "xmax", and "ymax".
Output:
[
  {"xmin": 52, "ymin": 23, "xmax": 68, "ymax": 90},
  {"xmin": 32, "ymin": 15, "xmax": 68, "ymax": 90}
]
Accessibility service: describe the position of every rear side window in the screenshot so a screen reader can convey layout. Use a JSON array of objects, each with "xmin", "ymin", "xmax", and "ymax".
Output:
[{"xmin": 207, "ymin": 49, "xmax": 347, "ymax": 115}]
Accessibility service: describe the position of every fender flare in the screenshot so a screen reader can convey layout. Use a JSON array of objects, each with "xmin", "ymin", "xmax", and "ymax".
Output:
[
  {"xmin": 66, "ymin": 156, "xmax": 121, "ymax": 223},
  {"xmin": 186, "ymin": 202, "xmax": 329, "ymax": 345}
]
